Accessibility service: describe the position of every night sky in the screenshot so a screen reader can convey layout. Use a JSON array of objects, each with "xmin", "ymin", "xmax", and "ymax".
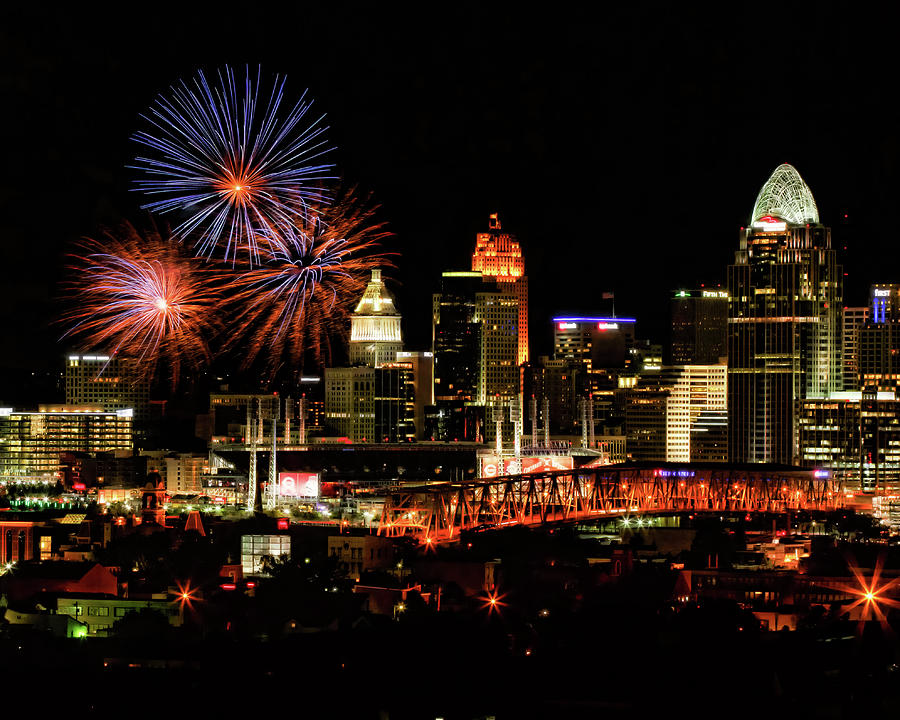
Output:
[{"xmin": 3, "ymin": 7, "xmax": 898, "ymax": 400}]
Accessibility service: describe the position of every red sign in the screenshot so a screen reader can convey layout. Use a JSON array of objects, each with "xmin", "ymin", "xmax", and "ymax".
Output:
[
  {"xmin": 480, "ymin": 456, "xmax": 574, "ymax": 478},
  {"xmin": 277, "ymin": 518, "xmax": 290, "ymax": 530},
  {"xmin": 278, "ymin": 472, "xmax": 319, "ymax": 498},
  {"xmin": 72, "ymin": 483, "xmax": 86, "ymax": 492}
]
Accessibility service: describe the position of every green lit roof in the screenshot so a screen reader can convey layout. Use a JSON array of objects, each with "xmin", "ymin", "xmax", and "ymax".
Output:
[{"xmin": 750, "ymin": 164, "xmax": 819, "ymax": 225}]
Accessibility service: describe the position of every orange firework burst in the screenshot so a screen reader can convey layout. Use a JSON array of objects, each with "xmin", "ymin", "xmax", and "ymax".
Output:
[
  {"xmin": 228, "ymin": 186, "xmax": 392, "ymax": 377},
  {"xmin": 61, "ymin": 222, "xmax": 222, "ymax": 383}
]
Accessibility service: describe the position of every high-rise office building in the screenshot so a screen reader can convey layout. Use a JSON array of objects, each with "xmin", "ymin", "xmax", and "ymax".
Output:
[
  {"xmin": 553, "ymin": 317, "xmax": 637, "ymax": 371},
  {"xmin": 842, "ymin": 306, "xmax": 870, "ymax": 391},
  {"xmin": 65, "ymin": 354, "xmax": 149, "ymax": 433},
  {"xmin": 624, "ymin": 388, "xmax": 669, "ymax": 461},
  {"xmin": 727, "ymin": 164, "xmax": 842, "ymax": 464},
  {"xmin": 349, "ymin": 269, "xmax": 403, "ymax": 366},
  {"xmin": 396, "ymin": 351, "xmax": 434, "ymax": 440},
  {"xmin": 472, "ymin": 214, "xmax": 528, "ymax": 365},
  {"xmin": 670, "ymin": 290, "xmax": 728, "ymax": 364},
  {"xmin": 324, "ymin": 365, "xmax": 416, "ymax": 443},
  {"xmin": 799, "ymin": 390, "xmax": 900, "ymax": 494},
  {"xmin": 859, "ymin": 284, "xmax": 900, "ymax": 392},
  {"xmin": 433, "ymin": 271, "xmax": 483, "ymax": 404},
  {"xmin": 658, "ymin": 365, "xmax": 728, "ymax": 462},
  {"xmin": 430, "ymin": 271, "xmax": 517, "ymax": 439},
  {"xmin": 324, "ymin": 367, "xmax": 375, "ymax": 442},
  {"xmin": 475, "ymin": 290, "xmax": 518, "ymax": 403},
  {"xmin": 0, "ymin": 405, "xmax": 133, "ymax": 478},
  {"xmin": 373, "ymin": 363, "xmax": 416, "ymax": 443}
]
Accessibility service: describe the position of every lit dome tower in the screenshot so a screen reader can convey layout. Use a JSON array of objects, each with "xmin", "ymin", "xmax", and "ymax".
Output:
[
  {"xmin": 349, "ymin": 269, "xmax": 403, "ymax": 366},
  {"xmin": 728, "ymin": 164, "xmax": 842, "ymax": 464}
]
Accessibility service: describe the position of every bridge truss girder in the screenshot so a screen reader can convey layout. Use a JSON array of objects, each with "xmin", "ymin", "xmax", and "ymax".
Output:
[{"xmin": 378, "ymin": 466, "xmax": 842, "ymax": 544}]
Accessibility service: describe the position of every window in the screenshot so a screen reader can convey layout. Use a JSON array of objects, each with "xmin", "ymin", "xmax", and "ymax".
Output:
[
  {"xmin": 87, "ymin": 606, "xmax": 109, "ymax": 617},
  {"xmin": 114, "ymin": 607, "xmax": 130, "ymax": 617}
]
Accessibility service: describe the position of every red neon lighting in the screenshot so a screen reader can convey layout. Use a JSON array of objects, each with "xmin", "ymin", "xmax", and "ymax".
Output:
[{"xmin": 221, "ymin": 583, "xmax": 236, "ymax": 590}]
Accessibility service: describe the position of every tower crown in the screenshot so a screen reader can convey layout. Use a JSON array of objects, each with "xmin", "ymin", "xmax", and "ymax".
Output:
[
  {"xmin": 353, "ymin": 269, "xmax": 398, "ymax": 315},
  {"xmin": 750, "ymin": 164, "xmax": 819, "ymax": 226}
]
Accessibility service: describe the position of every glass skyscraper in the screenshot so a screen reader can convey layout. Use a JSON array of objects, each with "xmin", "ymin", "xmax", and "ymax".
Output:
[{"xmin": 727, "ymin": 164, "xmax": 842, "ymax": 464}]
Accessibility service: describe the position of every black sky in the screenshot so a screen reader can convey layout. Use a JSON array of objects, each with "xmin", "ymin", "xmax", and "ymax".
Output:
[{"xmin": 2, "ymin": 7, "xmax": 899, "ymax": 400}]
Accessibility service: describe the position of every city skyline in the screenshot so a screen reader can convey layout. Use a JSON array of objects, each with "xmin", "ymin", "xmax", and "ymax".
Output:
[{"xmin": 3, "ymin": 9, "xmax": 898, "ymax": 396}]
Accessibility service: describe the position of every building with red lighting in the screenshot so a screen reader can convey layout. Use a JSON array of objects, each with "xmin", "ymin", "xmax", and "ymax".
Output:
[{"xmin": 472, "ymin": 213, "xmax": 528, "ymax": 365}]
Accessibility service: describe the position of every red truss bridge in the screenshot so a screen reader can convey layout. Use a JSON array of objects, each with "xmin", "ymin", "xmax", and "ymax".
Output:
[{"xmin": 377, "ymin": 462, "xmax": 843, "ymax": 544}]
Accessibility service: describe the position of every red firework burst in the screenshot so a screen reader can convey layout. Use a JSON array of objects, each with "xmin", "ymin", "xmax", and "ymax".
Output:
[
  {"xmin": 61, "ymin": 222, "xmax": 222, "ymax": 383},
  {"xmin": 228, "ymin": 186, "xmax": 392, "ymax": 377}
]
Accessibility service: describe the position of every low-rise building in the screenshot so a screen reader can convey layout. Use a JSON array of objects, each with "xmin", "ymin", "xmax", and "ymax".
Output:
[{"xmin": 327, "ymin": 534, "xmax": 395, "ymax": 580}]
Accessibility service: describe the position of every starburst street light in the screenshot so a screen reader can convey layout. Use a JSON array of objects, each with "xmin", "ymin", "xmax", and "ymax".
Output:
[
  {"xmin": 481, "ymin": 590, "xmax": 507, "ymax": 615},
  {"xmin": 825, "ymin": 553, "xmax": 900, "ymax": 626},
  {"xmin": 173, "ymin": 579, "xmax": 200, "ymax": 613}
]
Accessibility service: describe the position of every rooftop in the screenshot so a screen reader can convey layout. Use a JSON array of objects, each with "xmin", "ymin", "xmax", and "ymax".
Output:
[{"xmin": 750, "ymin": 164, "xmax": 819, "ymax": 225}]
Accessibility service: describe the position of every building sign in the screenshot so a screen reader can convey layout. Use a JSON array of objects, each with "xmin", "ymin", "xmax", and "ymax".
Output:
[
  {"xmin": 558, "ymin": 322, "xmax": 577, "ymax": 330},
  {"xmin": 480, "ymin": 455, "xmax": 574, "ymax": 478},
  {"xmin": 752, "ymin": 216, "xmax": 787, "ymax": 232},
  {"xmin": 597, "ymin": 322, "xmax": 619, "ymax": 330},
  {"xmin": 278, "ymin": 472, "xmax": 319, "ymax": 499},
  {"xmin": 874, "ymin": 289, "xmax": 891, "ymax": 298},
  {"xmin": 701, "ymin": 290, "xmax": 728, "ymax": 298}
]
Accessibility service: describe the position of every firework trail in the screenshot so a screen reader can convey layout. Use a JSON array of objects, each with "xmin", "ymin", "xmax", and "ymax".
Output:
[
  {"xmin": 228, "ymin": 187, "xmax": 392, "ymax": 376},
  {"xmin": 131, "ymin": 65, "xmax": 334, "ymax": 263},
  {"xmin": 61, "ymin": 223, "xmax": 222, "ymax": 383}
]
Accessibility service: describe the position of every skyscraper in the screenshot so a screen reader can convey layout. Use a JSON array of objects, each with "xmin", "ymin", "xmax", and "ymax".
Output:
[
  {"xmin": 472, "ymin": 213, "xmax": 528, "ymax": 365},
  {"xmin": 65, "ymin": 354, "xmax": 149, "ymax": 432},
  {"xmin": 858, "ymin": 284, "xmax": 900, "ymax": 392},
  {"xmin": 349, "ymin": 269, "xmax": 403, "ymax": 366},
  {"xmin": 728, "ymin": 164, "xmax": 842, "ymax": 464},
  {"xmin": 842, "ymin": 306, "xmax": 870, "ymax": 391},
  {"xmin": 670, "ymin": 289, "xmax": 728, "ymax": 364}
]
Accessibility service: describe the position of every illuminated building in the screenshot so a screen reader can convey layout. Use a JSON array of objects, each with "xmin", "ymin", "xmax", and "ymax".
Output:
[
  {"xmin": 396, "ymin": 352, "xmax": 434, "ymax": 439},
  {"xmin": 670, "ymin": 289, "xmax": 728, "ymax": 364},
  {"xmin": 658, "ymin": 365, "xmax": 728, "ymax": 462},
  {"xmin": 0, "ymin": 405, "xmax": 133, "ymax": 478},
  {"xmin": 242, "ymin": 534, "xmax": 291, "ymax": 576},
  {"xmin": 475, "ymin": 290, "xmax": 518, "ymax": 403},
  {"xmin": 842, "ymin": 306, "xmax": 869, "ymax": 391},
  {"xmin": 625, "ymin": 388, "xmax": 669, "ymax": 460},
  {"xmin": 553, "ymin": 317, "xmax": 636, "ymax": 371},
  {"xmin": 55, "ymin": 595, "xmax": 183, "ymax": 636},
  {"xmin": 327, "ymin": 534, "xmax": 394, "ymax": 580},
  {"xmin": 325, "ymin": 366, "xmax": 375, "ymax": 442},
  {"xmin": 65, "ymin": 354, "xmax": 149, "ymax": 433},
  {"xmin": 870, "ymin": 283, "xmax": 900, "ymax": 323},
  {"xmin": 625, "ymin": 365, "xmax": 727, "ymax": 462},
  {"xmin": 432, "ymin": 271, "xmax": 482, "ymax": 405},
  {"xmin": 164, "ymin": 453, "xmax": 209, "ymax": 493},
  {"xmin": 799, "ymin": 390, "xmax": 900, "ymax": 493},
  {"xmin": 472, "ymin": 213, "xmax": 528, "ymax": 365},
  {"xmin": 141, "ymin": 471, "xmax": 166, "ymax": 525},
  {"xmin": 0, "ymin": 520, "xmax": 37, "ymax": 563},
  {"xmin": 324, "ymin": 365, "xmax": 416, "ymax": 443},
  {"xmin": 349, "ymin": 269, "xmax": 403, "ymax": 366},
  {"xmin": 859, "ymin": 285, "xmax": 900, "ymax": 391},
  {"xmin": 430, "ymin": 271, "xmax": 518, "ymax": 438},
  {"xmin": 374, "ymin": 363, "xmax": 416, "ymax": 442},
  {"xmin": 728, "ymin": 164, "xmax": 841, "ymax": 464}
]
